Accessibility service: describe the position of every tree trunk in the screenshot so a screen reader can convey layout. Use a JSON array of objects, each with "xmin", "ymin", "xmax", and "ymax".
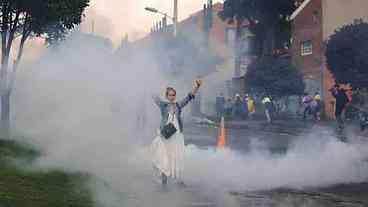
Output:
[
  {"xmin": 0, "ymin": 6, "xmax": 22, "ymax": 139},
  {"xmin": 1, "ymin": 92, "xmax": 10, "ymax": 138},
  {"xmin": 0, "ymin": 50, "xmax": 10, "ymax": 138},
  {"xmin": 9, "ymin": 32, "xmax": 28, "ymax": 91}
]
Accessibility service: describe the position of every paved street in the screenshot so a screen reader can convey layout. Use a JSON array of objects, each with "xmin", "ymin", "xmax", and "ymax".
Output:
[
  {"xmin": 181, "ymin": 118, "xmax": 368, "ymax": 207},
  {"xmin": 185, "ymin": 119, "xmax": 316, "ymax": 152}
]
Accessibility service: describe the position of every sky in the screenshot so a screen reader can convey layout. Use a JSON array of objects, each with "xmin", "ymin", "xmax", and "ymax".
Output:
[{"xmin": 81, "ymin": 0, "xmax": 222, "ymax": 44}]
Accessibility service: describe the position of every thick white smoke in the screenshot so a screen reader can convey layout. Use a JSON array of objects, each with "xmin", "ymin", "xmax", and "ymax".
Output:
[{"xmin": 10, "ymin": 31, "xmax": 368, "ymax": 207}]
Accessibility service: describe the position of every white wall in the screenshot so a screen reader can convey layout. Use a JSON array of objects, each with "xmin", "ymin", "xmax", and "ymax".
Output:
[{"xmin": 322, "ymin": 0, "xmax": 368, "ymax": 40}]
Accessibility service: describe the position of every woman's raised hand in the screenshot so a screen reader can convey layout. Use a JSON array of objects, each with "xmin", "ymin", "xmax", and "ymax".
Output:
[
  {"xmin": 191, "ymin": 79, "xmax": 202, "ymax": 96},
  {"xmin": 195, "ymin": 79, "xmax": 203, "ymax": 88}
]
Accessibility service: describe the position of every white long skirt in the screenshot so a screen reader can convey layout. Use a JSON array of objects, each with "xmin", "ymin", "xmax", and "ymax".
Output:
[{"xmin": 151, "ymin": 115, "xmax": 185, "ymax": 180}]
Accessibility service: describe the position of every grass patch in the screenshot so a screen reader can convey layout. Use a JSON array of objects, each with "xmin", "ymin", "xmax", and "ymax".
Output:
[{"xmin": 0, "ymin": 140, "xmax": 94, "ymax": 207}]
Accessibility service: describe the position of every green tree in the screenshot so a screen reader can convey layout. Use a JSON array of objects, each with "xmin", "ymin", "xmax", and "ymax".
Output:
[
  {"xmin": 0, "ymin": 0, "xmax": 89, "ymax": 136},
  {"xmin": 244, "ymin": 57, "xmax": 305, "ymax": 99},
  {"xmin": 219, "ymin": 0, "xmax": 297, "ymax": 57},
  {"xmin": 325, "ymin": 20, "xmax": 368, "ymax": 89}
]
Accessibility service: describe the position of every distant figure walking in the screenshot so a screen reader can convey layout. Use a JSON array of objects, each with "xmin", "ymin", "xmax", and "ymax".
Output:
[
  {"xmin": 262, "ymin": 95, "xmax": 273, "ymax": 123},
  {"xmin": 246, "ymin": 95, "xmax": 256, "ymax": 120},
  {"xmin": 224, "ymin": 98, "xmax": 233, "ymax": 117},
  {"xmin": 312, "ymin": 92, "xmax": 322, "ymax": 121},
  {"xmin": 151, "ymin": 80, "xmax": 202, "ymax": 185},
  {"xmin": 330, "ymin": 84, "xmax": 349, "ymax": 137},
  {"xmin": 302, "ymin": 93, "xmax": 313, "ymax": 120},
  {"xmin": 232, "ymin": 94, "xmax": 243, "ymax": 120}
]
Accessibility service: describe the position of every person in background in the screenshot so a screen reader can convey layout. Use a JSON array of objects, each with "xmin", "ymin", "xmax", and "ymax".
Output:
[
  {"xmin": 215, "ymin": 93, "xmax": 225, "ymax": 118},
  {"xmin": 329, "ymin": 84, "xmax": 349, "ymax": 134},
  {"xmin": 246, "ymin": 95, "xmax": 256, "ymax": 120},
  {"xmin": 232, "ymin": 94, "xmax": 243, "ymax": 120},
  {"xmin": 312, "ymin": 92, "xmax": 322, "ymax": 121},
  {"xmin": 242, "ymin": 94, "xmax": 249, "ymax": 119},
  {"xmin": 224, "ymin": 98, "xmax": 233, "ymax": 117},
  {"xmin": 302, "ymin": 92, "xmax": 313, "ymax": 120},
  {"xmin": 262, "ymin": 95, "xmax": 273, "ymax": 123}
]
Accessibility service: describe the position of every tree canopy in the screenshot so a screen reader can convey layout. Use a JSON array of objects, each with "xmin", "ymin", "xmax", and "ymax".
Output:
[
  {"xmin": 0, "ymin": 0, "xmax": 89, "ymax": 136},
  {"xmin": 219, "ymin": 0, "xmax": 297, "ymax": 56},
  {"xmin": 244, "ymin": 57, "xmax": 305, "ymax": 98},
  {"xmin": 0, "ymin": 0, "xmax": 89, "ymax": 89},
  {"xmin": 325, "ymin": 20, "xmax": 368, "ymax": 89},
  {"xmin": 1, "ymin": 0, "xmax": 90, "ymax": 66}
]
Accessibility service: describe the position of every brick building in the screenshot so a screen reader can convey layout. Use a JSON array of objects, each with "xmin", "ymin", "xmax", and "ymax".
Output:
[{"xmin": 290, "ymin": 0, "xmax": 368, "ymax": 118}]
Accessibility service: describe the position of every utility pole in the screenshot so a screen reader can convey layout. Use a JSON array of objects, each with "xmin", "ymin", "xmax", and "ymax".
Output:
[
  {"xmin": 145, "ymin": 1, "xmax": 178, "ymax": 37},
  {"xmin": 203, "ymin": 0, "xmax": 213, "ymax": 46},
  {"xmin": 173, "ymin": 0, "xmax": 178, "ymax": 37},
  {"xmin": 91, "ymin": 20, "xmax": 95, "ymax": 34}
]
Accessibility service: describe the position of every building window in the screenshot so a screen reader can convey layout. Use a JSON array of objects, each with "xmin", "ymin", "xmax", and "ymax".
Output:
[{"xmin": 301, "ymin": 40, "xmax": 312, "ymax": 56}]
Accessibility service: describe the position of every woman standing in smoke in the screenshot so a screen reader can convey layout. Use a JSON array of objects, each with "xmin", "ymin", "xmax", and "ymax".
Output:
[{"xmin": 151, "ymin": 79, "xmax": 202, "ymax": 186}]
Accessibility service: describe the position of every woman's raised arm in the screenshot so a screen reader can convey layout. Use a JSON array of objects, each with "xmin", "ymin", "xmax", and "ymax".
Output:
[{"xmin": 178, "ymin": 80, "xmax": 202, "ymax": 108}]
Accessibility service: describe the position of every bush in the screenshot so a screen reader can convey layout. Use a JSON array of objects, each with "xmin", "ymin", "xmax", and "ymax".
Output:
[{"xmin": 326, "ymin": 20, "xmax": 368, "ymax": 89}]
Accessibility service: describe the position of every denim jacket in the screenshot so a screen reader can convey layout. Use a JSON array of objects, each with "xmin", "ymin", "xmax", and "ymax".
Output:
[{"xmin": 153, "ymin": 93, "xmax": 195, "ymax": 132}]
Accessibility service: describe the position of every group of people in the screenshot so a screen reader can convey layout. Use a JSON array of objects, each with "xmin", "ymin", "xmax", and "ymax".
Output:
[
  {"xmin": 302, "ymin": 84, "xmax": 351, "ymax": 137},
  {"xmin": 151, "ymin": 80, "xmax": 352, "ymax": 186},
  {"xmin": 302, "ymin": 85, "xmax": 350, "ymax": 128},
  {"xmin": 215, "ymin": 93, "xmax": 256, "ymax": 120},
  {"xmin": 216, "ymin": 93, "xmax": 275, "ymax": 123},
  {"xmin": 215, "ymin": 89, "xmax": 349, "ymax": 126}
]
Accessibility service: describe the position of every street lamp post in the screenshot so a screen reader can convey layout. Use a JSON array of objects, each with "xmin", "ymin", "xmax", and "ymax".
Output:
[
  {"xmin": 145, "ymin": 0, "xmax": 178, "ymax": 37},
  {"xmin": 173, "ymin": 0, "xmax": 178, "ymax": 37}
]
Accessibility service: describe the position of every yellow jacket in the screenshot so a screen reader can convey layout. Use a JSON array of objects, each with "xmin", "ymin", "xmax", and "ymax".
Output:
[{"xmin": 247, "ymin": 99, "xmax": 255, "ymax": 112}]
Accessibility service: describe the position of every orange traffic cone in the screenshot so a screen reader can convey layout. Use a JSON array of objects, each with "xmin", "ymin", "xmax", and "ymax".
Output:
[{"xmin": 217, "ymin": 116, "xmax": 226, "ymax": 148}]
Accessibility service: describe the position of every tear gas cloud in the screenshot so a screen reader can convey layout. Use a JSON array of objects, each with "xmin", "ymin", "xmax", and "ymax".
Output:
[
  {"xmin": 9, "ymin": 1, "xmax": 368, "ymax": 206},
  {"xmin": 11, "ymin": 31, "xmax": 368, "ymax": 207}
]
